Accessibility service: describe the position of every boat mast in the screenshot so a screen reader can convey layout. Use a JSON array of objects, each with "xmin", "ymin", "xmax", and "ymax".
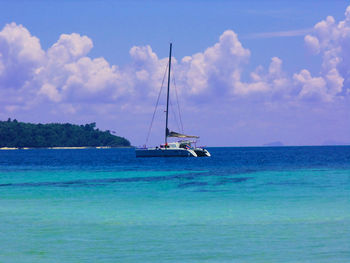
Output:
[{"xmin": 165, "ymin": 43, "xmax": 172, "ymax": 146}]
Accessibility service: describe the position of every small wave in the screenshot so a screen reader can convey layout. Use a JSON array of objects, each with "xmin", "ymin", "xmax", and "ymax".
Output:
[
  {"xmin": 265, "ymin": 181, "xmax": 310, "ymax": 186},
  {"xmin": 214, "ymin": 177, "xmax": 252, "ymax": 185},
  {"xmin": 177, "ymin": 181, "xmax": 208, "ymax": 188}
]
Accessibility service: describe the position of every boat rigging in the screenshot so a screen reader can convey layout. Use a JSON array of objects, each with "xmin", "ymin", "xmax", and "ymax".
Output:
[{"xmin": 135, "ymin": 43, "xmax": 210, "ymax": 157}]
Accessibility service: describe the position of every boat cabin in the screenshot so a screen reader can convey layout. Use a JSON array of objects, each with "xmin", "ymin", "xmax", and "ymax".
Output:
[{"xmin": 158, "ymin": 141, "xmax": 195, "ymax": 149}]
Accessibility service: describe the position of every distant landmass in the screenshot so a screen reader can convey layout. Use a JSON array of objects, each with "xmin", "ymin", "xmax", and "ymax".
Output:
[
  {"xmin": 0, "ymin": 119, "xmax": 130, "ymax": 148},
  {"xmin": 263, "ymin": 141, "xmax": 284, "ymax": 147}
]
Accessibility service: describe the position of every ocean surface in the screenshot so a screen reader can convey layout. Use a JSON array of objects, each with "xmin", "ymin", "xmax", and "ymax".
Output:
[{"xmin": 0, "ymin": 146, "xmax": 349, "ymax": 263}]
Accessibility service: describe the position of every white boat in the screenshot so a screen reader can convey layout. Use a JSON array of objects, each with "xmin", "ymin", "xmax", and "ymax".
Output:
[
  {"xmin": 135, "ymin": 43, "xmax": 210, "ymax": 158},
  {"xmin": 136, "ymin": 140, "xmax": 211, "ymax": 157}
]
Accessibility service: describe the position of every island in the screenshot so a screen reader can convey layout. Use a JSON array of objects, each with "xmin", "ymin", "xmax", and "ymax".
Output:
[
  {"xmin": 0, "ymin": 119, "xmax": 130, "ymax": 148},
  {"xmin": 263, "ymin": 141, "xmax": 284, "ymax": 147}
]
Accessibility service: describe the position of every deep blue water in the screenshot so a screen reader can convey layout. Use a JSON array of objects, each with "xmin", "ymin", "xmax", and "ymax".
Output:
[{"xmin": 0, "ymin": 146, "xmax": 349, "ymax": 262}]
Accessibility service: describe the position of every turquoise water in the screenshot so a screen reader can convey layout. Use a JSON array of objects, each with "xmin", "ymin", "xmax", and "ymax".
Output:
[{"xmin": 0, "ymin": 147, "xmax": 349, "ymax": 262}]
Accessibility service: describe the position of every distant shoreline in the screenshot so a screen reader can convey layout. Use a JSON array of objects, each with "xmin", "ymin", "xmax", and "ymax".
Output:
[
  {"xmin": 0, "ymin": 120, "xmax": 131, "ymax": 149},
  {"xmin": 0, "ymin": 146, "xmax": 134, "ymax": 150},
  {"xmin": 1, "ymin": 145, "xmax": 349, "ymax": 150}
]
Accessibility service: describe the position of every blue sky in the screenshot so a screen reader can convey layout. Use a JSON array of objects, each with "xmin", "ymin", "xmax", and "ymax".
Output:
[
  {"xmin": 0, "ymin": 0, "xmax": 350, "ymax": 146},
  {"xmin": 1, "ymin": 0, "xmax": 346, "ymax": 68}
]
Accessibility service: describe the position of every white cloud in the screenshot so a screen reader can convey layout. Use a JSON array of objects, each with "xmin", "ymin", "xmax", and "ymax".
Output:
[
  {"xmin": 48, "ymin": 33, "xmax": 93, "ymax": 64},
  {"xmin": 302, "ymin": 6, "xmax": 350, "ymax": 99},
  {"xmin": 293, "ymin": 69, "xmax": 330, "ymax": 101},
  {"xmin": 232, "ymin": 56, "xmax": 289, "ymax": 97},
  {"xmin": 177, "ymin": 30, "xmax": 252, "ymax": 97},
  {"xmin": 39, "ymin": 83, "xmax": 61, "ymax": 102},
  {"xmin": 36, "ymin": 33, "xmax": 127, "ymax": 103},
  {"xmin": 127, "ymin": 45, "xmax": 169, "ymax": 98},
  {"xmin": 304, "ymin": 35, "xmax": 320, "ymax": 54},
  {"xmin": 2, "ymin": 6, "xmax": 350, "ymax": 116},
  {"xmin": 0, "ymin": 23, "xmax": 44, "ymax": 90}
]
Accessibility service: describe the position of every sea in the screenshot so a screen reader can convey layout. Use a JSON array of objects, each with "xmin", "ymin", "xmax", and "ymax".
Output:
[{"xmin": 0, "ymin": 146, "xmax": 349, "ymax": 263}]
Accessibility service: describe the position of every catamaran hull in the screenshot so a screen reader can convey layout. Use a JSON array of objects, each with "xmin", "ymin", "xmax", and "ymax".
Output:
[
  {"xmin": 135, "ymin": 148, "xmax": 197, "ymax": 157},
  {"xmin": 193, "ymin": 148, "xmax": 211, "ymax": 157}
]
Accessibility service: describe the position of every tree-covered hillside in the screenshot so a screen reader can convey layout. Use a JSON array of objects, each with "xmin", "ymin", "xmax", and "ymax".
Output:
[{"xmin": 0, "ymin": 119, "xmax": 130, "ymax": 148}]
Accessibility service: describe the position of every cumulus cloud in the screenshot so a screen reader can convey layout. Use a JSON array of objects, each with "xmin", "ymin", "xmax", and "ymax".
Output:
[
  {"xmin": 0, "ymin": 24, "xmax": 130, "ymax": 108},
  {"xmin": 179, "ymin": 30, "xmax": 251, "ymax": 97},
  {"xmin": 2, "ymin": 6, "xmax": 350, "ymax": 116},
  {"xmin": 48, "ymin": 33, "xmax": 93, "ymax": 64},
  {"xmin": 304, "ymin": 35, "xmax": 320, "ymax": 54},
  {"xmin": 0, "ymin": 23, "xmax": 44, "ymax": 90},
  {"xmin": 128, "ymin": 45, "xmax": 169, "ymax": 98},
  {"xmin": 37, "ymin": 33, "xmax": 127, "ymax": 103},
  {"xmin": 293, "ymin": 69, "xmax": 329, "ymax": 101},
  {"xmin": 232, "ymin": 56, "xmax": 289, "ymax": 97},
  {"xmin": 301, "ymin": 6, "xmax": 350, "ymax": 100},
  {"xmin": 171, "ymin": 30, "xmax": 289, "ymax": 100}
]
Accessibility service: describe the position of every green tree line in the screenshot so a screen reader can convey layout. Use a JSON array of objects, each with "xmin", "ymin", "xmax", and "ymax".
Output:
[{"xmin": 0, "ymin": 119, "xmax": 130, "ymax": 148}]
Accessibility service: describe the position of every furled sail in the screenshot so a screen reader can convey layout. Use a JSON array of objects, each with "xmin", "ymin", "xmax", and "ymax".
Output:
[{"xmin": 167, "ymin": 129, "xmax": 199, "ymax": 138}]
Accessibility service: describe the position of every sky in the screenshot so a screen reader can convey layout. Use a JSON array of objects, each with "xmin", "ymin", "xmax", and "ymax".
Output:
[{"xmin": 0, "ymin": 0, "xmax": 350, "ymax": 146}]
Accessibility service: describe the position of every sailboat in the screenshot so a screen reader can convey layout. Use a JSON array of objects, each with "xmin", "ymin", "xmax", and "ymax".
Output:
[{"xmin": 135, "ymin": 43, "xmax": 210, "ymax": 158}]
